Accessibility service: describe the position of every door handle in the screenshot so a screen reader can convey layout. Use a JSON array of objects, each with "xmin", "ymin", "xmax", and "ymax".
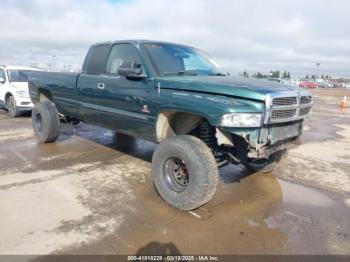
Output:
[{"xmin": 97, "ymin": 83, "xmax": 105, "ymax": 90}]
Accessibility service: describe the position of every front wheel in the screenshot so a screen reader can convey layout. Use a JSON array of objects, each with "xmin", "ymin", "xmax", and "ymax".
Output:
[
  {"xmin": 152, "ymin": 135, "xmax": 219, "ymax": 210},
  {"xmin": 32, "ymin": 101, "xmax": 61, "ymax": 143},
  {"xmin": 6, "ymin": 96, "xmax": 21, "ymax": 118}
]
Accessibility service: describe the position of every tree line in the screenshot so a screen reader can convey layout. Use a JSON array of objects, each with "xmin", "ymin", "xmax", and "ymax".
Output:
[
  {"xmin": 241, "ymin": 70, "xmax": 332, "ymax": 80},
  {"xmin": 305, "ymin": 74, "xmax": 331, "ymax": 80},
  {"xmin": 242, "ymin": 70, "xmax": 291, "ymax": 79}
]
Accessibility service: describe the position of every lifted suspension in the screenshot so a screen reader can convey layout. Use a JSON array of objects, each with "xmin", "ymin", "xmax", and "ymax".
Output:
[{"xmin": 196, "ymin": 121, "xmax": 231, "ymax": 167}]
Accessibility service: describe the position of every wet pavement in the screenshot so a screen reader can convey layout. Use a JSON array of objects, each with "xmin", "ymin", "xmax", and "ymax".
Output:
[{"xmin": 0, "ymin": 89, "xmax": 349, "ymax": 255}]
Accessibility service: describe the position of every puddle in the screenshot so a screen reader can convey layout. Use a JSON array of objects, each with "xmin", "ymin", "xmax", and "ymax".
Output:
[{"xmin": 278, "ymin": 179, "xmax": 333, "ymax": 207}]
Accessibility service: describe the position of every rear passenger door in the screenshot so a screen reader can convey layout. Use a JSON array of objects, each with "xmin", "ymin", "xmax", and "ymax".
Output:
[
  {"xmin": 77, "ymin": 44, "xmax": 112, "ymax": 126},
  {"xmin": 77, "ymin": 43, "xmax": 157, "ymax": 140}
]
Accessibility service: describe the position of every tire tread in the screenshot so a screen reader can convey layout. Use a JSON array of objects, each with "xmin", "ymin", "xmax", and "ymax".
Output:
[
  {"xmin": 32, "ymin": 101, "xmax": 61, "ymax": 143},
  {"xmin": 152, "ymin": 135, "xmax": 219, "ymax": 210}
]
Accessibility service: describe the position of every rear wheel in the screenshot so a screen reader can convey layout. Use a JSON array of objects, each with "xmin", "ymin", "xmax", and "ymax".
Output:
[
  {"xmin": 32, "ymin": 101, "xmax": 61, "ymax": 143},
  {"xmin": 6, "ymin": 96, "xmax": 21, "ymax": 118},
  {"xmin": 152, "ymin": 135, "xmax": 219, "ymax": 210}
]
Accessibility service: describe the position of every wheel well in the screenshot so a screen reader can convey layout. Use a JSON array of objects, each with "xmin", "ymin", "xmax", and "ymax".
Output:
[
  {"xmin": 156, "ymin": 111, "xmax": 205, "ymax": 142},
  {"xmin": 5, "ymin": 92, "xmax": 13, "ymax": 102},
  {"xmin": 156, "ymin": 111, "xmax": 238, "ymax": 168},
  {"xmin": 38, "ymin": 89, "xmax": 52, "ymax": 102}
]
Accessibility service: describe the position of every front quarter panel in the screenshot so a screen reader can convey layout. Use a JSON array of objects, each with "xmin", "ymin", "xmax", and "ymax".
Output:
[{"xmin": 158, "ymin": 89, "xmax": 264, "ymax": 126}]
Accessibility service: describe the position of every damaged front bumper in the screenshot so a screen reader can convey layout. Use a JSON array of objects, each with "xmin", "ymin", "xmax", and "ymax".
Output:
[
  {"xmin": 218, "ymin": 120, "xmax": 304, "ymax": 159},
  {"xmin": 247, "ymin": 120, "xmax": 303, "ymax": 158},
  {"xmin": 247, "ymin": 137, "xmax": 299, "ymax": 158}
]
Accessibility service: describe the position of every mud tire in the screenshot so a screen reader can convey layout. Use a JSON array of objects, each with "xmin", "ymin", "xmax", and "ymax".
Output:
[
  {"xmin": 6, "ymin": 96, "xmax": 21, "ymax": 118},
  {"xmin": 32, "ymin": 101, "xmax": 61, "ymax": 143},
  {"xmin": 152, "ymin": 135, "xmax": 219, "ymax": 210}
]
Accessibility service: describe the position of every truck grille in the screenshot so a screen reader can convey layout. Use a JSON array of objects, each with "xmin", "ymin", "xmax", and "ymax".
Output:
[
  {"xmin": 266, "ymin": 93, "xmax": 313, "ymax": 123},
  {"xmin": 300, "ymin": 96, "xmax": 312, "ymax": 104},
  {"xmin": 272, "ymin": 109, "xmax": 297, "ymax": 119},
  {"xmin": 299, "ymin": 107, "xmax": 312, "ymax": 116},
  {"xmin": 272, "ymin": 97, "xmax": 297, "ymax": 106}
]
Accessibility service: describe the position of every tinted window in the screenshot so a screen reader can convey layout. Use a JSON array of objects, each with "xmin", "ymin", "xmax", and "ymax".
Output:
[
  {"xmin": 85, "ymin": 44, "xmax": 111, "ymax": 75},
  {"xmin": 106, "ymin": 44, "xmax": 143, "ymax": 74}
]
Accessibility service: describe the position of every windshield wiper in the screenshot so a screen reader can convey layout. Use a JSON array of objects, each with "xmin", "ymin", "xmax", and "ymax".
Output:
[{"xmin": 163, "ymin": 70, "xmax": 197, "ymax": 76}]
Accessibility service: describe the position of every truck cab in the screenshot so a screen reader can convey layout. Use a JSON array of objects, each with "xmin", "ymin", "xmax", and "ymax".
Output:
[{"xmin": 0, "ymin": 66, "xmax": 40, "ymax": 117}]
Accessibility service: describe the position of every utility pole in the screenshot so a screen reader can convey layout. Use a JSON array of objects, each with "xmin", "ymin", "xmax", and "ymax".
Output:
[
  {"xmin": 316, "ymin": 62, "xmax": 320, "ymax": 78},
  {"xmin": 52, "ymin": 55, "xmax": 56, "ymax": 72}
]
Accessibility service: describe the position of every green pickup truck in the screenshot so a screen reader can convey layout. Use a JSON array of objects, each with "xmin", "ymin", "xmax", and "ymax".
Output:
[{"xmin": 29, "ymin": 40, "xmax": 313, "ymax": 210}]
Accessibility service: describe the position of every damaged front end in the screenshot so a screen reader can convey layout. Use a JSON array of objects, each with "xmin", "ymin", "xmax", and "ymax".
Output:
[{"xmin": 216, "ymin": 91, "xmax": 313, "ymax": 167}]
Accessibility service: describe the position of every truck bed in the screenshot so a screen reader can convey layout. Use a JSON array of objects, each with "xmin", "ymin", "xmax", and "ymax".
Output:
[{"xmin": 29, "ymin": 71, "xmax": 80, "ymax": 118}]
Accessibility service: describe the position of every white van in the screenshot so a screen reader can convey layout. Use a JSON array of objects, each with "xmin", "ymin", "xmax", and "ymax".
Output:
[{"xmin": 0, "ymin": 66, "xmax": 40, "ymax": 117}]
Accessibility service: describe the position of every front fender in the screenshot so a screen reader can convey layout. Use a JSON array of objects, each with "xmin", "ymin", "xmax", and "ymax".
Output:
[{"xmin": 158, "ymin": 89, "xmax": 264, "ymax": 126}]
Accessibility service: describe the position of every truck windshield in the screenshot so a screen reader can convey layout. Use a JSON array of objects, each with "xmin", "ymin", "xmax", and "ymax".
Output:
[
  {"xmin": 143, "ymin": 43, "xmax": 225, "ymax": 76},
  {"xmin": 8, "ymin": 70, "xmax": 30, "ymax": 82}
]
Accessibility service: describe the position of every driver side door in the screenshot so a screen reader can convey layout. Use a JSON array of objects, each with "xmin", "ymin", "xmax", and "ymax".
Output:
[{"xmin": 101, "ymin": 44, "xmax": 157, "ymax": 139}]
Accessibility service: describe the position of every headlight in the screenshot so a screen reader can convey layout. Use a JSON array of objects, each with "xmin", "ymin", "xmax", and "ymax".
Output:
[
  {"xmin": 220, "ymin": 113, "xmax": 262, "ymax": 127},
  {"xmin": 16, "ymin": 90, "xmax": 29, "ymax": 98}
]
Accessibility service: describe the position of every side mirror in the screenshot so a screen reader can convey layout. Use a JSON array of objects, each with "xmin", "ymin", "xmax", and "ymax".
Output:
[
  {"xmin": 117, "ymin": 61, "xmax": 147, "ymax": 80},
  {"xmin": 0, "ymin": 77, "xmax": 5, "ymax": 84}
]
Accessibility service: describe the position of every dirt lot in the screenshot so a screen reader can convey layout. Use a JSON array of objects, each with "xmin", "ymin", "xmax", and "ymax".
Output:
[{"xmin": 0, "ymin": 89, "xmax": 349, "ymax": 255}]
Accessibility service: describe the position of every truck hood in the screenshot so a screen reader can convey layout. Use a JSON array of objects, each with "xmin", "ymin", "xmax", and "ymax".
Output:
[{"xmin": 158, "ymin": 76, "xmax": 304, "ymax": 101}]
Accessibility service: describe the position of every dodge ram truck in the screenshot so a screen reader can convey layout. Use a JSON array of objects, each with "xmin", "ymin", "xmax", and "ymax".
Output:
[{"xmin": 29, "ymin": 40, "xmax": 313, "ymax": 210}]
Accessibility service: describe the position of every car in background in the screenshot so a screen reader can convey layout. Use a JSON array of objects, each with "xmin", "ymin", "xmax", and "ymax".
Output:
[
  {"xmin": 332, "ymin": 82, "xmax": 344, "ymax": 88},
  {"xmin": 267, "ymin": 78, "xmax": 289, "ymax": 84},
  {"xmin": 267, "ymin": 78, "xmax": 298, "ymax": 88},
  {"xmin": 299, "ymin": 81, "xmax": 319, "ymax": 89},
  {"xmin": 0, "ymin": 66, "xmax": 40, "ymax": 117},
  {"xmin": 318, "ymin": 82, "xmax": 333, "ymax": 88},
  {"xmin": 288, "ymin": 78, "xmax": 301, "ymax": 87}
]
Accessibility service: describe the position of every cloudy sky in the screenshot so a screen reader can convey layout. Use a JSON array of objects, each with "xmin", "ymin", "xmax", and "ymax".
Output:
[{"xmin": 0, "ymin": 0, "xmax": 349, "ymax": 77}]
